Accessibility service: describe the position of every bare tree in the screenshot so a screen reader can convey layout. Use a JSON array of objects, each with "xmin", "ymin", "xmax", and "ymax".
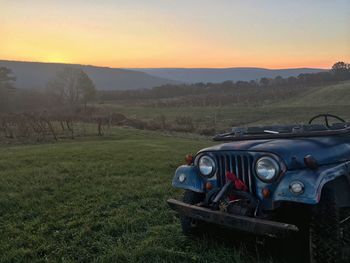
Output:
[
  {"xmin": 0, "ymin": 67, "xmax": 16, "ymax": 112},
  {"xmin": 79, "ymin": 72, "xmax": 96, "ymax": 109},
  {"xmin": 47, "ymin": 67, "xmax": 96, "ymax": 110}
]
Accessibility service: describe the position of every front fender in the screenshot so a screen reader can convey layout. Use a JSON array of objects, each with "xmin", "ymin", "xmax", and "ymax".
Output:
[
  {"xmin": 273, "ymin": 161, "xmax": 350, "ymax": 205},
  {"xmin": 172, "ymin": 165, "xmax": 205, "ymax": 193}
]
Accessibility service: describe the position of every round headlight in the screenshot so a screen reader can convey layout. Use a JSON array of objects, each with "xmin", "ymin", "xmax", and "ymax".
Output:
[
  {"xmin": 198, "ymin": 155, "xmax": 216, "ymax": 177},
  {"xmin": 255, "ymin": 156, "xmax": 280, "ymax": 182}
]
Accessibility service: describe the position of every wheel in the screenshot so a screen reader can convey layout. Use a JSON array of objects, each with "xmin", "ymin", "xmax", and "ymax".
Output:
[
  {"xmin": 308, "ymin": 187, "xmax": 350, "ymax": 263},
  {"xmin": 180, "ymin": 190, "xmax": 204, "ymax": 235},
  {"xmin": 340, "ymin": 207, "xmax": 350, "ymax": 260},
  {"xmin": 267, "ymin": 205, "xmax": 310, "ymax": 263}
]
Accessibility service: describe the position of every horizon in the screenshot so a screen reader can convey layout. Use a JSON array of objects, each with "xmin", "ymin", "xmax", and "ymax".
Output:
[
  {"xmin": 0, "ymin": 59, "xmax": 333, "ymax": 70},
  {"xmin": 1, "ymin": 0, "xmax": 349, "ymax": 69}
]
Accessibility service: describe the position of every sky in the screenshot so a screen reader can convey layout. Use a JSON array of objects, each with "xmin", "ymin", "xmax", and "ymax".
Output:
[{"xmin": 0, "ymin": 0, "xmax": 349, "ymax": 69}]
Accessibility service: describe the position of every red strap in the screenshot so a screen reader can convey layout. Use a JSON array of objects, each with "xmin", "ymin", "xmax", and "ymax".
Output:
[{"xmin": 226, "ymin": 171, "xmax": 248, "ymax": 192}]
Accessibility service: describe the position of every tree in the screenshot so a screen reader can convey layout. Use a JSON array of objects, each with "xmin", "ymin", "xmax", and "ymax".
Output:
[
  {"xmin": 259, "ymin": 77, "xmax": 270, "ymax": 87},
  {"xmin": 331, "ymin": 61, "xmax": 350, "ymax": 81},
  {"xmin": 79, "ymin": 71, "xmax": 96, "ymax": 109},
  {"xmin": 273, "ymin": 75, "xmax": 284, "ymax": 86},
  {"xmin": 332, "ymin": 61, "xmax": 348, "ymax": 72},
  {"xmin": 0, "ymin": 67, "xmax": 16, "ymax": 112},
  {"xmin": 0, "ymin": 67, "xmax": 16, "ymax": 90},
  {"xmin": 47, "ymin": 67, "xmax": 96, "ymax": 110}
]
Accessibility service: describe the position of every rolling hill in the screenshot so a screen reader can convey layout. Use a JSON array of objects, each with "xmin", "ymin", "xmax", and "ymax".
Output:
[
  {"xmin": 0, "ymin": 60, "xmax": 178, "ymax": 91},
  {"xmin": 135, "ymin": 67, "xmax": 326, "ymax": 83},
  {"xmin": 277, "ymin": 81, "xmax": 350, "ymax": 106},
  {"xmin": 0, "ymin": 60, "xmax": 327, "ymax": 91}
]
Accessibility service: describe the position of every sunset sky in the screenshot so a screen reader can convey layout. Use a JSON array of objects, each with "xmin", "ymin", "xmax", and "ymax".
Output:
[{"xmin": 1, "ymin": 0, "xmax": 349, "ymax": 69}]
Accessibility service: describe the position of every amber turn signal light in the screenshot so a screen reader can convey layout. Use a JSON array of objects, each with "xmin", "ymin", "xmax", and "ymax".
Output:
[
  {"xmin": 185, "ymin": 154, "xmax": 194, "ymax": 165},
  {"xmin": 304, "ymin": 155, "xmax": 318, "ymax": 169},
  {"xmin": 262, "ymin": 188, "xmax": 270, "ymax": 199},
  {"xmin": 205, "ymin": 182, "xmax": 213, "ymax": 190}
]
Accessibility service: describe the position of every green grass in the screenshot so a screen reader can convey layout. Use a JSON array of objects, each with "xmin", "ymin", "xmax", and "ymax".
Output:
[
  {"xmin": 0, "ymin": 128, "xmax": 266, "ymax": 262},
  {"xmin": 279, "ymin": 81, "xmax": 350, "ymax": 106}
]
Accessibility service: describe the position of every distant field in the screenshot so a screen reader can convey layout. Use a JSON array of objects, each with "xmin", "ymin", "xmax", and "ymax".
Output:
[
  {"xmin": 99, "ymin": 81, "xmax": 350, "ymax": 133},
  {"xmin": 0, "ymin": 128, "xmax": 269, "ymax": 262},
  {"xmin": 278, "ymin": 81, "xmax": 350, "ymax": 106}
]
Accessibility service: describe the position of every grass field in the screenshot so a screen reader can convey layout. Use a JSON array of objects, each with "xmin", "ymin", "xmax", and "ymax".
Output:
[
  {"xmin": 99, "ymin": 81, "xmax": 350, "ymax": 132},
  {"xmin": 2, "ymin": 81, "xmax": 350, "ymax": 262},
  {"xmin": 0, "ymin": 128, "xmax": 269, "ymax": 263}
]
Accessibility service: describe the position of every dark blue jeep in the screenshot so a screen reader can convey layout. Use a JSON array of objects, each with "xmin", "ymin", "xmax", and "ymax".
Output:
[{"xmin": 168, "ymin": 114, "xmax": 350, "ymax": 263}]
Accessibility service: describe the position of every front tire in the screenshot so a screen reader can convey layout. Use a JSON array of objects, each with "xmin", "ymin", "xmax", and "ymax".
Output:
[
  {"xmin": 308, "ymin": 188, "xmax": 350, "ymax": 263},
  {"xmin": 180, "ymin": 190, "xmax": 204, "ymax": 235}
]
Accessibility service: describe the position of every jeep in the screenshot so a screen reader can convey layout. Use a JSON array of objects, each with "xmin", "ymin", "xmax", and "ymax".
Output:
[{"xmin": 167, "ymin": 114, "xmax": 350, "ymax": 263}]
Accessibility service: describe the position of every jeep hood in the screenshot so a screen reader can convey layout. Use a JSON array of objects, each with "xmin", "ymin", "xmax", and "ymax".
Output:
[{"xmin": 199, "ymin": 135, "xmax": 350, "ymax": 170}]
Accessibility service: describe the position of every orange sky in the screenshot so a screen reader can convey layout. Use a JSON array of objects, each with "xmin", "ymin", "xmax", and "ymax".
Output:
[{"xmin": 1, "ymin": 0, "xmax": 349, "ymax": 69}]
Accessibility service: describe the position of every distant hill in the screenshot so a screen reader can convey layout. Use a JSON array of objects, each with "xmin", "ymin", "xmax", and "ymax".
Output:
[
  {"xmin": 134, "ymin": 67, "xmax": 327, "ymax": 83},
  {"xmin": 0, "ymin": 60, "xmax": 327, "ymax": 91},
  {"xmin": 0, "ymin": 60, "xmax": 178, "ymax": 91}
]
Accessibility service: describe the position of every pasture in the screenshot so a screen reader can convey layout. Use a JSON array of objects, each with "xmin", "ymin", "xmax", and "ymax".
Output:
[{"xmin": 0, "ymin": 128, "xmax": 267, "ymax": 262}]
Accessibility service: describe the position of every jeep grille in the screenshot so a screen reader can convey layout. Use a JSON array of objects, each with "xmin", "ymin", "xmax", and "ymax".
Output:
[{"xmin": 213, "ymin": 152, "xmax": 254, "ymax": 193}]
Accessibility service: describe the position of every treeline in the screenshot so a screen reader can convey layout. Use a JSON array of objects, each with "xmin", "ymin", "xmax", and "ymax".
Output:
[{"xmin": 99, "ymin": 61, "xmax": 350, "ymax": 104}]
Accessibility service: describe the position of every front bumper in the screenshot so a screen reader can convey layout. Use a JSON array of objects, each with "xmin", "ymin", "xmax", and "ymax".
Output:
[{"xmin": 167, "ymin": 199, "xmax": 299, "ymax": 238}]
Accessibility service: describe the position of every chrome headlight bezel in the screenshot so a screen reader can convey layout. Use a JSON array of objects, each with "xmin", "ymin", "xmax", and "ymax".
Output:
[
  {"xmin": 197, "ymin": 154, "xmax": 217, "ymax": 178},
  {"xmin": 255, "ymin": 156, "xmax": 280, "ymax": 182}
]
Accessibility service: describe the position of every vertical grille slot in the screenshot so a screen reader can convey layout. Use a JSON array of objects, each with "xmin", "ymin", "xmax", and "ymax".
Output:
[{"xmin": 214, "ymin": 152, "xmax": 254, "ymax": 193}]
